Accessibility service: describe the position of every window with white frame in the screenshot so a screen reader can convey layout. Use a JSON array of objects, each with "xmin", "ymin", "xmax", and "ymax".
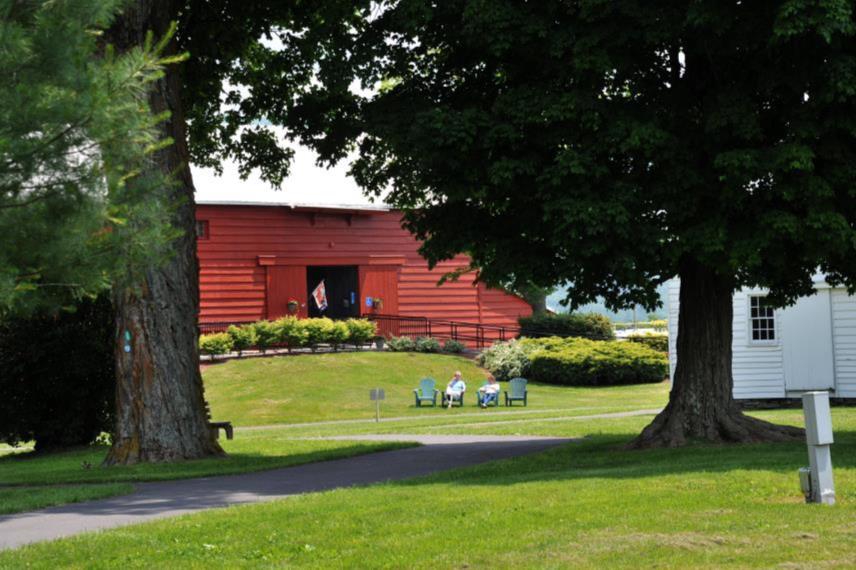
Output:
[{"xmin": 749, "ymin": 296, "xmax": 776, "ymax": 342}]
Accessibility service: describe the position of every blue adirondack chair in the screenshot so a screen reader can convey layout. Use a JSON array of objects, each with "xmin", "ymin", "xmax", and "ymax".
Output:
[
  {"xmin": 476, "ymin": 381, "xmax": 500, "ymax": 407},
  {"xmin": 504, "ymin": 377, "xmax": 528, "ymax": 407},
  {"xmin": 413, "ymin": 377, "xmax": 439, "ymax": 407}
]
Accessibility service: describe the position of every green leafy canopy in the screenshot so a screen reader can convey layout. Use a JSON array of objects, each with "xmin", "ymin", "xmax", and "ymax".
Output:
[
  {"xmin": 0, "ymin": 0, "xmax": 181, "ymax": 314},
  {"xmin": 214, "ymin": 0, "xmax": 856, "ymax": 310}
]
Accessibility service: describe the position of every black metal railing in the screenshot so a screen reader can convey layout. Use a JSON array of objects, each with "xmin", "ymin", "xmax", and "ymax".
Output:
[
  {"xmin": 199, "ymin": 321, "xmax": 247, "ymax": 335},
  {"xmin": 367, "ymin": 314, "xmax": 520, "ymax": 349}
]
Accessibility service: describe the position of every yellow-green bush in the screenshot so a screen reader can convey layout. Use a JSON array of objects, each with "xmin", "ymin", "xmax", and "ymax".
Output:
[
  {"xmin": 626, "ymin": 332, "xmax": 668, "ymax": 353},
  {"xmin": 252, "ymin": 320, "xmax": 279, "ymax": 353},
  {"xmin": 301, "ymin": 317, "xmax": 336, "ymax": 350},
  {"xmin": 227, "ymin": 324, "xmax": 257, "ymax": 356},
  {"xmin": 199, "ymin": 333, "xmax": 234, "ymax": 358},
  {"xmin": 275, "ymin": 316, "xmax": 308, "ymax": 350},
  {"xmin": 329, "ymin": 320, "xmax": 351, "ymax": 349},
  {"xmin": 346, "ymin": 318, "xmax": 376, "ymax": 347}
]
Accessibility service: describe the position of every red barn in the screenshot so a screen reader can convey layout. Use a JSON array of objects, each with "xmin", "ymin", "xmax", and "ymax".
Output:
[{"xmin": 195, "ymin": 201, "xmax": 532, "ymax": 344}]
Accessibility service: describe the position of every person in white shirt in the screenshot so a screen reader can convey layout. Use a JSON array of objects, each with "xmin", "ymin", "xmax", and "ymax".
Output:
[
  {"xmin": 445, "ymin": 371, "xmax": 466, "ymax": 408},
  {"xmin": 479, "ymin": 374, "xmax": 501, "ymax": 408}
]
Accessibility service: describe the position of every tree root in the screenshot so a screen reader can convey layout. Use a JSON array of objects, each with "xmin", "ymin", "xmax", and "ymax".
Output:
[{"xmin": 628, "ymin": 404, "xmax": 804, "ymax": 449}]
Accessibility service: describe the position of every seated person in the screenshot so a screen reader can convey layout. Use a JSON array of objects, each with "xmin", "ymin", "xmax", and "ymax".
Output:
[
  {"xmin": 478, "ymin": 374, "xmax": 501, "ymax": 408},
  {"xmin": 445, "ymin": 371, "xmax": 466, "ymax": 408}
]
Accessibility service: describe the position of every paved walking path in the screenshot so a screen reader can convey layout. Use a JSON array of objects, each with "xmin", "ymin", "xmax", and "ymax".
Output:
[
  {"xmin": 238, "ymin": 407, "xmax": 663, "ymax": 431},
  {"xmin": 0, "ymin": 435, "xmax": 571, "ymax": 551}
]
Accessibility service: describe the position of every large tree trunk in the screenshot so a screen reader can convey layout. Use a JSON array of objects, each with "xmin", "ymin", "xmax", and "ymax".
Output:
[
  {"xmin": 104, "ymin": 1, "xmax": 223, "ymax": 465},
  {"xmin": 519, "ymin": 284, "xmax": 548, "ymax": 315},
  {"xmin": 630, "ymin": 259, "xmax": 803, "ymax": 448}
]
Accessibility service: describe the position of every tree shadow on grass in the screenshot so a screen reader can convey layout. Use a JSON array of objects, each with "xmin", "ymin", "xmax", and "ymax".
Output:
[{"xmin": 389, "ymin": 429, "xmax": 856, "ymax": 489}]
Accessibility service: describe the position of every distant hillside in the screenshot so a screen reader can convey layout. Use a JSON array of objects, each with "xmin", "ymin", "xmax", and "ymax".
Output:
[{"xmin": 546, "ymin": 283, "xmax": 670, "ymax": 323}]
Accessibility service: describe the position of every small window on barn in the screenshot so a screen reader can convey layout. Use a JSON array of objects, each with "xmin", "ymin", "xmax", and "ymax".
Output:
[
  {"xmin": 196, "ymin": 220, "xmax": 209, "ymax": 240},
  {"xmin": 749, "ymin": 296, "xmax": 776, "ymax": 343}
]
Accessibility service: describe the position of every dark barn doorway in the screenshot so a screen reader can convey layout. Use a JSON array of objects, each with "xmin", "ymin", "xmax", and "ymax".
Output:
[{"xmin": 306, "ymin": 266, "xmax": 359, "ymax": 319}]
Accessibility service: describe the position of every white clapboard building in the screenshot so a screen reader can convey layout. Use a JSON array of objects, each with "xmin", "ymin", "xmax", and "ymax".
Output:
[{"xmin": 667, "ymin": 275, "xmax": 856, "ymax": 400}]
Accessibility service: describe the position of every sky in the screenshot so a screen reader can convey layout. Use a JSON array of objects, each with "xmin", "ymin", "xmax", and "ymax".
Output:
[{"xmin": 192, "ymin": 144, "xmax": 377, "ymax": 207}]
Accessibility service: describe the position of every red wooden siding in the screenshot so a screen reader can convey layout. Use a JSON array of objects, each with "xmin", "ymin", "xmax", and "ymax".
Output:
[
  {"xmin": 195, "ymin": 204, "xmax": 532, "ymax": 331},
  {"xmin": 359, "ymin": 267, "xmax": 399, "ymax": 317},
  {"xmin": 267, "ymin": 266, "xmax": 308, "ymax": 319}
]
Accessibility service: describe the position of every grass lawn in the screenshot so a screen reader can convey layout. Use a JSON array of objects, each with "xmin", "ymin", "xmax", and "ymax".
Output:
[
  {"xmin": 3, "ymin": 351, "xmax": 661, "ymax": 516},
  {"xmin": 3, "ymin": 409, "xmax": 856, "ymax": 568},
  {"xmin": 202, "ymin": 351, "xmax": 668, "ymax": 426},
  {"xmin": 0, "ymin": 484, "xmax": 133, "ymax": 515}
]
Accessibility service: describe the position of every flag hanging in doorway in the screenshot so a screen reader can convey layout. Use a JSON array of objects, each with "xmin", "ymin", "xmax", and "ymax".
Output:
[{"xmin": 311, "ymin": 279, "xmax": 328, "ymax": 311}]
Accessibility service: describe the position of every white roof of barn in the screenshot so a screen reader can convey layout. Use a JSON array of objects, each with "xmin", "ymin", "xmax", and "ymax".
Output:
[
  {"xmin": 191, "ymin": 144, "xmax": 387, "ymax": 210},
  {"xmin": 196, "ymin": 199, "xmax": 390, "ymax": 212}
]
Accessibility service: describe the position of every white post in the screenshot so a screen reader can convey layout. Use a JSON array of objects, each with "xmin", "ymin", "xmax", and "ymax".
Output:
[
  {"xmin": 801, "ymin": 391, "xmax": 835, "ymax": 505},
  {"xmin": 375, "ymin": 388, "xmax": 380, "ymax": 423}
]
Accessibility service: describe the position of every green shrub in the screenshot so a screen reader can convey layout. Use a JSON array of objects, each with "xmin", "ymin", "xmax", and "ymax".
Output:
[
  {"xmin": 346, "ymin": 319, "xmax": 376, "ymax": 348},
  {"xmin": 527, "ymin": 337, "xmax": 668, "ymax": 386},
  {"xmin": 386, "ymin": 336, "xmax": 416, "ymax": 352},
  {"xmin": 227, "ymin": 324, "xmax": 257, "ymax": 356},
  {"xmin": 302, "ymin": 317, "xmax": 336, "ymax": 350},
  {"xmin": 443, "ymin": 339, "xmax": 465, "ymax": 353},
  {"xmin": 0, "ymin": 295, "xmax": 114, "ymax": 451},
  {"xmin": 477, "ymin": 339, "xmax": 532, "ymax": 381},
  {"xmin": 253, "ymin": 320, "xmax": 279, "ymax": 353},
  {"xmin": 415, "ymin": 336, "xmax": 441, "ymax": 353},
  {"xmin": 275, "ymin": 316, "xmax": 308, "ymax": 351},
  {"xmin": 519, "ymin": 312, "xmax": 614, "ymax": 340},
  {"xmin": 626, "ymin": 333, "xmax": 669, "ymax": 353},
  {"xmin": 329, "ymin": 320, "xmax": 351, "ymax": 350},
  {"xmin": 614, "ymin": 320, "xmax": 668, "ymax": 331},
  {"xmin": 199, "ymin": 333, "xmax": 234, "ymax": 358}
]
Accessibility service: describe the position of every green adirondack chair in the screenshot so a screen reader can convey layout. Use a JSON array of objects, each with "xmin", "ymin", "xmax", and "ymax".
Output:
[
  {"xmin": 441, "ymin": 382, "xmax": 466, "ymax": 407},
  {"xmin": 504, "ymin": 377, "xmax": 528, "ymax": 407},
  {"xmin": 413, "ymin": 377, "xmax": 439, "ymax": 407},
  {"xmin": 476, "ymin": 381, "xmax": 500, "ymax": 407}
]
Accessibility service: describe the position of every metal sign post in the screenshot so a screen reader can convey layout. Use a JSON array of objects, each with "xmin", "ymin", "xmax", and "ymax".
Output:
[
  {"xmin": 370, "ymin": 388, "xmax": 385, "ymax": 422},
  {"xmin": 800, "ymin": 391, "xmax": 835, "ymax": 505}
]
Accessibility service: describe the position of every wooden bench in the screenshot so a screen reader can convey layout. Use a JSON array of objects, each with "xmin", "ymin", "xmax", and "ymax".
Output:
[{"xmin": 209, "ymin": 421, "xmax": 234, "ymax": 440}]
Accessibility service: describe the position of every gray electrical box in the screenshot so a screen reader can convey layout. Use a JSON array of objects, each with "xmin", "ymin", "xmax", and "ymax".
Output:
[
  {"xmin": 801, "ymin": 391, "xmax": 835, "ymax": 505},
  {"xmin": 803, "ymin": 391, "xmax": 834, "ymax": 445}
]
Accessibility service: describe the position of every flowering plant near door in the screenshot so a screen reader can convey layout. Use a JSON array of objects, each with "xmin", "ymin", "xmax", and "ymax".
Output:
[{"xmin": 287, "ymin": 298, "xmax": 300, "ymax": 314}]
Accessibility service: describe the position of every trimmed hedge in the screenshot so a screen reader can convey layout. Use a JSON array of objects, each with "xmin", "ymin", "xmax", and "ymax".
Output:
[
  {"xmin": 443, "ymin": 339, "xmax": 465, "ymax": 353},
  {"xmin": 614, "ymin": 320, "xmax": 667, "ymax": 331},
  {"xmin": 227, "ymin": 325, "xmax": 257, "ymax": 356},
  {"xmin": 253, "ymin": 320, "xmax": 279, "ymax": 353},
  {"xmin": 201, "ymin": 317, "xmax": 378, "ymax": 357},
  {"xmin": 626, "ymin": 333, "xmax": 668, "ymax": 353},
  {"xmin": 302, "ymin": 317, "xmax": 336, "ymax": 351},
  {"xmin": 527, "ymin": 337, "xmax": 667, "ymax": 386},
  {"xmin": 519, "ymin": 313, "xmax": 614, "ymax": 341},
  {"xmin": 275, "ymin": 316, "xmax": 308, "ymax": 351},
  {"xmin": 199, "ymin": 333, "xmax": 234, "ymax": 358},
  {"xmin": 478, "ymin": 336, "xmax": 668, "ymax": 386},
  {"xmin": 346, "ymin": 319, "xmax": 376, "ymax": 347}
]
